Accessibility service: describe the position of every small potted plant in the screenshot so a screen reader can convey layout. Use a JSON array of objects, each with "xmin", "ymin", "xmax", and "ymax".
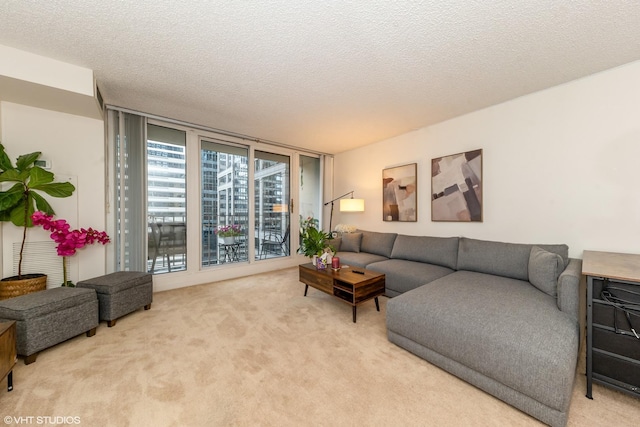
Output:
[
  {"xmin": 0, "ymin": 143, "xmax": 75, "ymax": 298},
  {"xmin": 299, "ymin": 217, "xmax": 333, "ymax": 266},
  {"xmin": 215, "ymin": 224, "xmax": 242, "ymax": 244}
]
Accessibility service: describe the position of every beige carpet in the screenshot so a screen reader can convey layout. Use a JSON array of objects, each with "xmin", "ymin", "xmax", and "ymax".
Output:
[{"xmin": 1, "ymin": 267, "xmax": 639, "ymax": 426}]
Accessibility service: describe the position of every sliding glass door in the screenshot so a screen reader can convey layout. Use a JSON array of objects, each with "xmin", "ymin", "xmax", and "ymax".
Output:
[
  {"xmin": 201, "ymin": 140, "xmax": 250, "ymax": 266},
  {"xmin": 255, "ymin": 151, "xmax": 290, "ymax": 260}
]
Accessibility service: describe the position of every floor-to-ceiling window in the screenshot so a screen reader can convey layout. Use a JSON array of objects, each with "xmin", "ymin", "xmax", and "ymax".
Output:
[
  {"xmin": 299, "ymin": 155, "xmax": 321, "ymax": 252},
  {"xmin": 146, "ymin": 124, "xmax": 187, "ymax": 274},
  {"xmin": 108, "ymin": 107, "xmax": 326, "ymax": 283},
  {"xmin": 299, "ymin": 155, "xmax": 321, "ymax": 220},
  {"xmin": 201, "ymin": 140, "xmax": 249, "ymax": 266}
]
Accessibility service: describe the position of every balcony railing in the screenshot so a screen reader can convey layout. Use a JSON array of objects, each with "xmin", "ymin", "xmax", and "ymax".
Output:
[{"xmin": 149, "ymin": 213, "xmax": 290, "ymax": 273}]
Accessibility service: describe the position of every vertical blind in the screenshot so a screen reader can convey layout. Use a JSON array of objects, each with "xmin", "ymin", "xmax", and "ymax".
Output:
[{"xmin": 107, "ymin": 109, "xmax": 147, "ymax": 271}]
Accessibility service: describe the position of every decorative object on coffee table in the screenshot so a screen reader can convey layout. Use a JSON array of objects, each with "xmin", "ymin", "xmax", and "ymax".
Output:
[
  {"xmin": 383, "ymin": 163, "xmax": 417, "ymax": 222},
  {"xmin": 431, "ymin": 149, "xmax": 482, "ymax": 222}
]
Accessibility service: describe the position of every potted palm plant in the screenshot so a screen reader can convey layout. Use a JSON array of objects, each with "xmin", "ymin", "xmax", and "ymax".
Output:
[{"xmin": 0, "ymin": 142, "xmax": 76, "ymax": 299}]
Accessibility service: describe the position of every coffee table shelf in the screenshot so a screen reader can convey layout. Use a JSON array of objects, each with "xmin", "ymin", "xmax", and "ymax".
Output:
[{"xmin": 299, "ymin": 263, "xmax": 385, "ymax": 323}]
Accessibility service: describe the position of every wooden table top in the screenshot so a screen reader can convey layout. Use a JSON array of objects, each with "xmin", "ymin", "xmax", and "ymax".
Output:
[
  {"xmin": 582, "ymin": 250, "xmax": 640, "ymax": 282},
  {"xmin": 299, "ymin": 263, "xmax": 384, "ymax": 284}
]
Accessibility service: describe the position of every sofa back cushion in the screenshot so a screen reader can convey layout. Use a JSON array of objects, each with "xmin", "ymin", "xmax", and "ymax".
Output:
[
  {"xmin": 359, "ymin": 231, "xmax": 397, "ymax": 258},
  {"xmin": 390, "ymin": 235, "xmax": 459, "ymax": 269},
  {"xmin": 339, "ymin": 233, "xmax": 362, "ymax": 253},
  {"xmin": 327, "ymin": 237, "xmax": 341, "ymax": 252},
  {"xmin": 529, "ymin": 246, "xmax": 565, "ymax": 297},
  {"xmin": 457, "ymin": 237, "xmax": 569, "ymax": 281}
]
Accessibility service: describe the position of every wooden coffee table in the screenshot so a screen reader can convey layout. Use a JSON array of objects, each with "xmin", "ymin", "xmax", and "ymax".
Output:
[{"xmin": 299, "ymin": 263, "xmax": 385, "ymax": 323}]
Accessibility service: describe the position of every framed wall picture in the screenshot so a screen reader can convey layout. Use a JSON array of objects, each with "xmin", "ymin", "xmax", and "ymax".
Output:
[
  {"xmin": 382, "ymin": 163, "xmax": 417, "ymax": 222},
  {"xmin": 431, "ymin": 149, "xmax": 482, "ymax": 222}
]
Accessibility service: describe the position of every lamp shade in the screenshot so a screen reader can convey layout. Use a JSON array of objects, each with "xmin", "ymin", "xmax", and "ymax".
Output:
[
  {"xmin": 340, "ymin": 198, "xmax": 365, "ymax": 212},
  {"xmin": 272, "ymin": 204, "xmax": 289, "ymax": 212}
]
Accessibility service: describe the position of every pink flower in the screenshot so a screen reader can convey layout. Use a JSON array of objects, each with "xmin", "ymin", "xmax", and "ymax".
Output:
[
  {"xmin": 30, "ymin": 211, "xmax": 110, "ymax": 257},
  {"xmin": 31, "ymin": 211, "xmax": 111, "ymax": 287}
]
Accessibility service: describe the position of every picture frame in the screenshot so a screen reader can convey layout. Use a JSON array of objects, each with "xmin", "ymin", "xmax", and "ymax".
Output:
[
  {"xmin": 431, "ymin": 149, "xmax": 482, "ymax": 222},
  {"xmin": 382, "ymin": 163, "xmax": 417, "ymax": 222}
]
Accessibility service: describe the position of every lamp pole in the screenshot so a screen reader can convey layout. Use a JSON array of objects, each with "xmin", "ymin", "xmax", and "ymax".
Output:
[{"xmin": 323, "ymin": 191, "xmax": 354, "ymax": 232}]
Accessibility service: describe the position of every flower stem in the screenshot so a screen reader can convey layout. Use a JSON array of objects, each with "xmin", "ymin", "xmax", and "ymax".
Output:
[{"xmin": 62, "ymin": 256, "xmax": 67, "ymax": 286}]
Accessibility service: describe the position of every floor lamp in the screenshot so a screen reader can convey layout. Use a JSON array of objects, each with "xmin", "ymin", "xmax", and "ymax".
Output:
[{"xmin": 324, "ymin": 191, "xmax": 365, "ymax": 232}]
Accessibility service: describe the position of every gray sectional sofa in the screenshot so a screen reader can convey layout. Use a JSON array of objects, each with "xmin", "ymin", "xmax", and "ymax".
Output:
[{"xmin": 331, "ymin": 230, "xmax": 581, "ymax": 427}]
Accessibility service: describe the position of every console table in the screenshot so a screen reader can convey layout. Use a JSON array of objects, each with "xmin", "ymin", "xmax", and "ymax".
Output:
[
  {"xmin": 583, "ymin": 250, "xmax": 640, "ymax": 399},
  {"xmin": 0, "ymin": 321, "xmax": 16, "ymax": 392}
]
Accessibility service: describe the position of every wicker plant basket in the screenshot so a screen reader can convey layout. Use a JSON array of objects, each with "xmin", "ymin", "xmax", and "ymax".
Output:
[{"xmin": 0, "ymin": 274, "xmax": 47, "ymax": 300}]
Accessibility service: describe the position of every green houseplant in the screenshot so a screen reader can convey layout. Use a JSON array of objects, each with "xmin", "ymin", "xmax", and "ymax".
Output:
[
  {"xmin": 0, "ymin": 142, "xmax": 76, "ymax": 297},
  {"xmin": 298, "ymin": 216, "xmax": 334, "ymax": 260}
]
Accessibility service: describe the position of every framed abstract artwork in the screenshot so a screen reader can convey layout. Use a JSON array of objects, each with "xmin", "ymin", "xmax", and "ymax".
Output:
[
  {"xmin": 382, "ymin": 163, "xmax": 417, "ymax": 222},
  {"xmin": 431, "ymin": 149, "xmax": 482, "ymax": 222}
]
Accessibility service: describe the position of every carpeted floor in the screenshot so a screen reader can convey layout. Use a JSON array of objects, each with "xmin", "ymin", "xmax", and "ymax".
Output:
[{"xmin": 1, "ymin": 267, "xmax": 639, "ymax": 426}]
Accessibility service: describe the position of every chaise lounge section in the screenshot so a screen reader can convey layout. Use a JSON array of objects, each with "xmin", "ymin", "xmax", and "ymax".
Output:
[{"xmin": 333, "ymin": 231, "xmax": 581, "ymax": 427}]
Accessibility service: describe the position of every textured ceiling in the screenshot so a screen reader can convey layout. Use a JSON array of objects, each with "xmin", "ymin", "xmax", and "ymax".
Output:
[{"xmin": 1, "ymin": 1, "xmax": 640, "ymax": 154}]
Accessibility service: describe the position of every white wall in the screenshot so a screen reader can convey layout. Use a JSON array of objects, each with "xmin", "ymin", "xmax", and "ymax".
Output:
[
  {"xmin": 333, "ymin": 60, "xmax": 640, "ymax": 259},
  {"xmin": 0, "ymin": 102, "xmax": 106, "ymax": 283},
  {"xmin": 0, "ymin": 44, "xmax": 94, "ymax": 96}
]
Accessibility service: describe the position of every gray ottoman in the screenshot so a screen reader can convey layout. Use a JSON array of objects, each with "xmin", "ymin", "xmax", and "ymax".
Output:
[
  {"xmin": 0, "ymin": 287, "xmax": 99, "ymax": 364},
  {"xmin": 77, "ymin": 272, "xmax": 153, "ymax": 327}
]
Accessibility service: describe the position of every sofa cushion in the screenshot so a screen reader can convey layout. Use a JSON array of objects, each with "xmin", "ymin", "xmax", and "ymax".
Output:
[
  {"xmin": 456, "ymin": 237, "xmax": 569, "ymax": 281},
  {"xmin": 335, "ymin": 251, "xmax": 388, "ymax": 268},
  {"xmin": 367, "ymin": 259, "xmax": 454, "ymax": 296},
  {"xmin": 359, "ymin": 231, "xmax": 397, "ymax": 258},
  {"xmin": 327, "ymin": 237, "xmax": 341, "ymax": 252},
  {"xmin": 529, "ymin": 246, "xmax": 564, "ymax": 297},
  {"xmin": 386, "ymin": 270, "xmax": 579, "ymax": 412},
  {"xmin": 390, "ymin": 235, "xmax": 458, "ymax": 269},
  {"xmin": 340, "ymin": 233, "xmax": 362, "ymax": 253}
]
